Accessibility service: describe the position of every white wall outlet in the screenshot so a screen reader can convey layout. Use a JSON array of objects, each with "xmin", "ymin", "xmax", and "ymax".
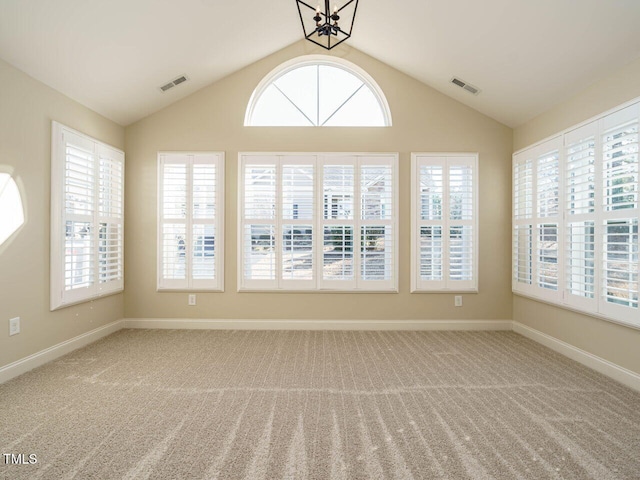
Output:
[
  {"xmin": 188, "ymin": 294, "xmax": 196, "ymax": 306},
  {"xmin": 454, "ymin": 296, "xmax": 463, "ymax": 307},
  {"xmin": 9, "ymin": 317, "xmax": 20, "ymax": 336}
]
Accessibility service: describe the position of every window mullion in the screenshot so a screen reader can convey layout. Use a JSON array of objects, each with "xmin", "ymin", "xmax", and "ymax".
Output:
[
  {"xmin": 91, "ymin": 150, "xmax": 99, "ymax": 294},
  {"xmin": 594, "ymin": 124, "xmax": 605, "ymax": 315},
  {"xmin": 313, "ymin": 156, "xmax": 320, "ymax": 289},
  {"xmin": 443, "ymin": 161, "xmax": 451, "ymax": 288},
  {"xmin": 354, "ymin": 158, "xmax": 362, "ymax": 288},
  {"xmin": 186, "ymin": 157, "xmax": 194, "ymax": 288},
  {"xmin": 276, "ymin": 158, "xmax": 283, "ymax": 288}
]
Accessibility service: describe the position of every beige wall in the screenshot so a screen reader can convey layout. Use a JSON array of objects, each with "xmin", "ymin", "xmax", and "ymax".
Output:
[
  {"xmin": 513, "ymin": 56, "xmax": 640, "ymax": 375},
  {"xmin": 0, "ymin": 59, "xmax": 125, "ymax": 368},
  {"xmin": 124, "ymin": 41, "xmax": 513, "ymax": 321}
]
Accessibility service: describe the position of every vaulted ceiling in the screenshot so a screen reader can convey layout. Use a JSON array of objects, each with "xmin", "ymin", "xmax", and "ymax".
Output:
[{"xmin": 1, "ymin": 0, "xmax": 639, "ymax": 127}]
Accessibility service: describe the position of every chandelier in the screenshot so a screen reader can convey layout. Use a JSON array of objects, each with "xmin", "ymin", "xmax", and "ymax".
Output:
[{"xmin": 295, "ymin": 1, "xmax": 359, "ymax": 50}]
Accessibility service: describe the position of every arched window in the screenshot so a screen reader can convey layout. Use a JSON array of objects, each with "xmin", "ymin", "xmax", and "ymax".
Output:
[
  {"xmin": 0, "ymin": 173, "xmax": 24, "ymax": 247},
  {"xmin": 245, "ymin": 56, "xmax": 392, "ymax": 127}
]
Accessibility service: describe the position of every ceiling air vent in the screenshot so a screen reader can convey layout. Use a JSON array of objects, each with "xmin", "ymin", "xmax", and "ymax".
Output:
[
  {"xmin": 159, "ymin": 75, "xmax": 189, "ymax": 93},
  {"xmin": 451, "ymin": 77, "xmax": 480, "ymax": 96}
]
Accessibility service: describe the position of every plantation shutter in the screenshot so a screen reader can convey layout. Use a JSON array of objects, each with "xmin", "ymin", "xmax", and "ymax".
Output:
[
  {"xmin": 564, "ymin": 122, "xmax": 597, "ymax": 311},
  {"xmin": 512, "ymin": 151, "xmax": 534, "ymax": 295},
  {"xmin": 51, "ymin": 122, "xmax": 124, "ymax": 310},
  {"xmin": 412, "ymin": 154, "xmax": 477, "ymax": 292},
  {"xmin": 241, "ymin": 157, "xmax": 278, "ymax": 289},
  {"xmin": 240, "ymin": 153, "xmax": 398, "ymax": 291},
  {"xmin": 599, "ymin": 104, "xmax": 639, "ymax": 321},
  {"xmin": 418, "ymin": 163, "xmax": 444, "ymax": 286},
  {"xmin": 359, "ymin": 158, "xmax": 395, "ymax": 289},
  {"xmin": 448, "ymin": 160, "xmax": 475, "ymax": 288},
  {"xmin": 321, "ymin": 160, "xmax": 356, "ymax": 288},
  {"xmin": 536, "ymin": 146, "xmax": 560, "ymax": 296},
  {"xmin": 281, "ymin": 158, "xmax": 315, "ymax": 288},
  {"xmin": 97, "ymin": 145, "xmax": 124, "ymax": 295},
  {"xmin": 158, "ymin": 153, "xmax": 223, "ymax": 291},
  {"xmin": 192, "ymin": 156, "xmax": 221, "ymax": 288}
]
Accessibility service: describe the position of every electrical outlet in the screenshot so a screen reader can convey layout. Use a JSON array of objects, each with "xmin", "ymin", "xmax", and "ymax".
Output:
[
  {"xmin": 454, "ymin": 296, "xmax": 462, "ymax": 307},
  {"xmin": 188, "ymin": 294, "xmax": 196, "ymax": 306},
  {"xmin": 9, "ymin": 317, "xmax": 20, "ymax": 336}
]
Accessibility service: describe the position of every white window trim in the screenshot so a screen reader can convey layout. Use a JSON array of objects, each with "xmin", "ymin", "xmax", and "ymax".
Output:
[
  {"xmin": 50, "ymin": 121, "xmax": 124, "ymax": 311},
  {"xmin": 410, "ymin": 153, "xmax": 479, "ymax": 293},
  {"xmin": 157, "ymin": 152, "xmax": 225, "ymax": 292},
  {"xmin": 513, "ymin": 99, "xmax": 639, "ymax": 330},
  {"xmin": 238, "ymin": 152, "xmax": 399, "ymax": 292},
  {"xmin": 244, "ymin": 54, "xmax": 392, "ymax": 127}
]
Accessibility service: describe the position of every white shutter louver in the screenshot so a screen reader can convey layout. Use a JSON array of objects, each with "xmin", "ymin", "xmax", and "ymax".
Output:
[
  {"xmin": 536, "ymin": 149, "xmax": 560, "ymax": 292},
  {"xmin": 513, "ymin": 225, "xmax": 533, "ymax": 285},
  {"xmin": 161, "ymin": 162, "xmax": 187, "ymax": 282},
  {"xmin": 600, "ymin": 105, "xmax": 638, "ymax": 321},
  {"xmin": 513, "ymin": 101, "xmax": 639, "ymax": 328},
  {"xmin": 158, "ymin": 153, "xmax": 224, "ymax": 291},
  {"xmin": 192, "ymin": 162, "xmax": 217, "ymax": 282},
  {"xmin": 239, "ymin": 153, "xmax": 397, "ymax": 291},
  {"xmin": 51, "ymin": 122, "xmax": 124, "ymax": 310},
  {"xmin": 97, "ymin": 150, "xmax": 124, "ymax": 291},
  {"xmin": 64, "ymin": 139, "xmax": 96, "ymax": 292},
  {"xmin": 565, "ymin": 123, "xmax": 597, "ymax": 309},
  {"xmin": 412, "ymin": 154, "xmax": 477, "ymax": 292},
  {"xmin": 282, "ymin": 164, "xmax": 314, "ymax": 282},
  {"xmin": 322, "ymin": 164, "xmax": 355, "ymax": 285},
  {"xmin": 360, "ymin": 164, "xmax": 394, "ymax": 282},
  {"xmin": 243, "ymin": 162, "xmax": 277, "ymax": 286},
  {"xmin": 512, "ymin": 153, "xmax": 534, "ymax": 293},
  {"xmin": 449, "ymin": 164, "xmax": 474, "ymax": 282}
]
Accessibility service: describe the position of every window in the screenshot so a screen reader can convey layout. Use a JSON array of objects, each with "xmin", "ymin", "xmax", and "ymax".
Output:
[
  {"xmin": 513, "ymin": 138, "xmax": 562, "ymax": 303},
  {"xmin": 411, "ymin": 154, "xmax": 478, "ymax": 292},
  {"xmin": 50, "ymin": 122, "xmax": 124, "ymax": 310},
  {"xmin": 0, "ymin": 173, "xmax": 24, "ymax": 247},
  {"xmin": 158, "ymin": 153, "xmax": 224, "ymax": 291},
  {"xmin": 245, "ymin": 55, "xmax": 392, "ymax": 127},
  {"xmin": 239, "ymin": 153, "xmax": 398, "ymax": 291},
  {"xmin": 513, "ymin": 101, "xmax": 639, "ymax": 327}
]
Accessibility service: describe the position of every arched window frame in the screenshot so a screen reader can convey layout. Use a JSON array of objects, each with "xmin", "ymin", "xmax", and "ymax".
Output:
[{"xmin": 244, "ymin": 55, "xmax": 392, "ymax": 127}]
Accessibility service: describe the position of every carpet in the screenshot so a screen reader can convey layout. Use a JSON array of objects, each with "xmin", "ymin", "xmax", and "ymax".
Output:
[{"xmin": 1, "ymin": 329, "xmax": 639, "ymax": 479}]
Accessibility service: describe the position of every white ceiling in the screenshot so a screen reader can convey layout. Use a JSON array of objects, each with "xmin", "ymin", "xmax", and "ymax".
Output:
[{"xmin": 1, "ymin": 0, "xmax": 639, "ymax": 127}]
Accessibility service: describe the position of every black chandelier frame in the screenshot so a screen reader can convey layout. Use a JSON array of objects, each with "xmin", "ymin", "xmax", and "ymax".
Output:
[{"xmin": 295, "ymin": 0, "xmax": 359, "ymax": 50}]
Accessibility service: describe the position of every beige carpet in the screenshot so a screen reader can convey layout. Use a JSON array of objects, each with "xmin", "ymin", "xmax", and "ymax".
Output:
[{"xmin": 1, "ymin": 329, "xmax": 639, "ymax": 479}]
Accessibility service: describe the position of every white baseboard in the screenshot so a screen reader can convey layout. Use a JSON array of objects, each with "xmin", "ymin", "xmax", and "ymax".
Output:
[
  {"xmin": 512, "ymin": 321, "xmax": 640, "ymax": 392},
  {"xmin": 3, "ymin": 318, "xmax": 638, "ymax": 393},
  {"xmin": 0, "ymin": 319, "xmax": 124, "ymax": 385},
  {"xmin": 123, "ymin": 318, "xmax": 513, "ymax": 331}
]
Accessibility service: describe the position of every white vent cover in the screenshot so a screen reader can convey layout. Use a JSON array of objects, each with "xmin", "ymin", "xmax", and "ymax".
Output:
[
  {"xmin": 451, "ymin": 77, "xmax": 480, "ymax": 95},
  {"xmin": 159, "ymin": 75, "xmax": 189, "ymax": 93}
]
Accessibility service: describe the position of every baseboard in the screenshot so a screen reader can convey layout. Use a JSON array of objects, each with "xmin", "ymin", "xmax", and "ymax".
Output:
[
  {"xmin": 124, "ymin": 318, "xmax": 513, "ymax": 331},
  {"xmin": 3, "ymin": 318, "xmax": 638, "ymax": 393},
  {"xmin": 512, "ymin": 321, "xmax": 640, "ymax": 392},
  {"xmin": 0, "ymin": 319, "xmax": 124, "ymax": 385}
]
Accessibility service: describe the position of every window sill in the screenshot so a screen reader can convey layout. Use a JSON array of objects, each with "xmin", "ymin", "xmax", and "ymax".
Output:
[{"xmin": 237, "ymin": 287, "xmax": 399, "ymax": 294}]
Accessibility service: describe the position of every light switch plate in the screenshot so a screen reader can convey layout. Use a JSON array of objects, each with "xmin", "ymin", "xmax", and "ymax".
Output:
[{"xmin": 9, "ymin": 317, "xmax": 20, "ymax": 336}]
